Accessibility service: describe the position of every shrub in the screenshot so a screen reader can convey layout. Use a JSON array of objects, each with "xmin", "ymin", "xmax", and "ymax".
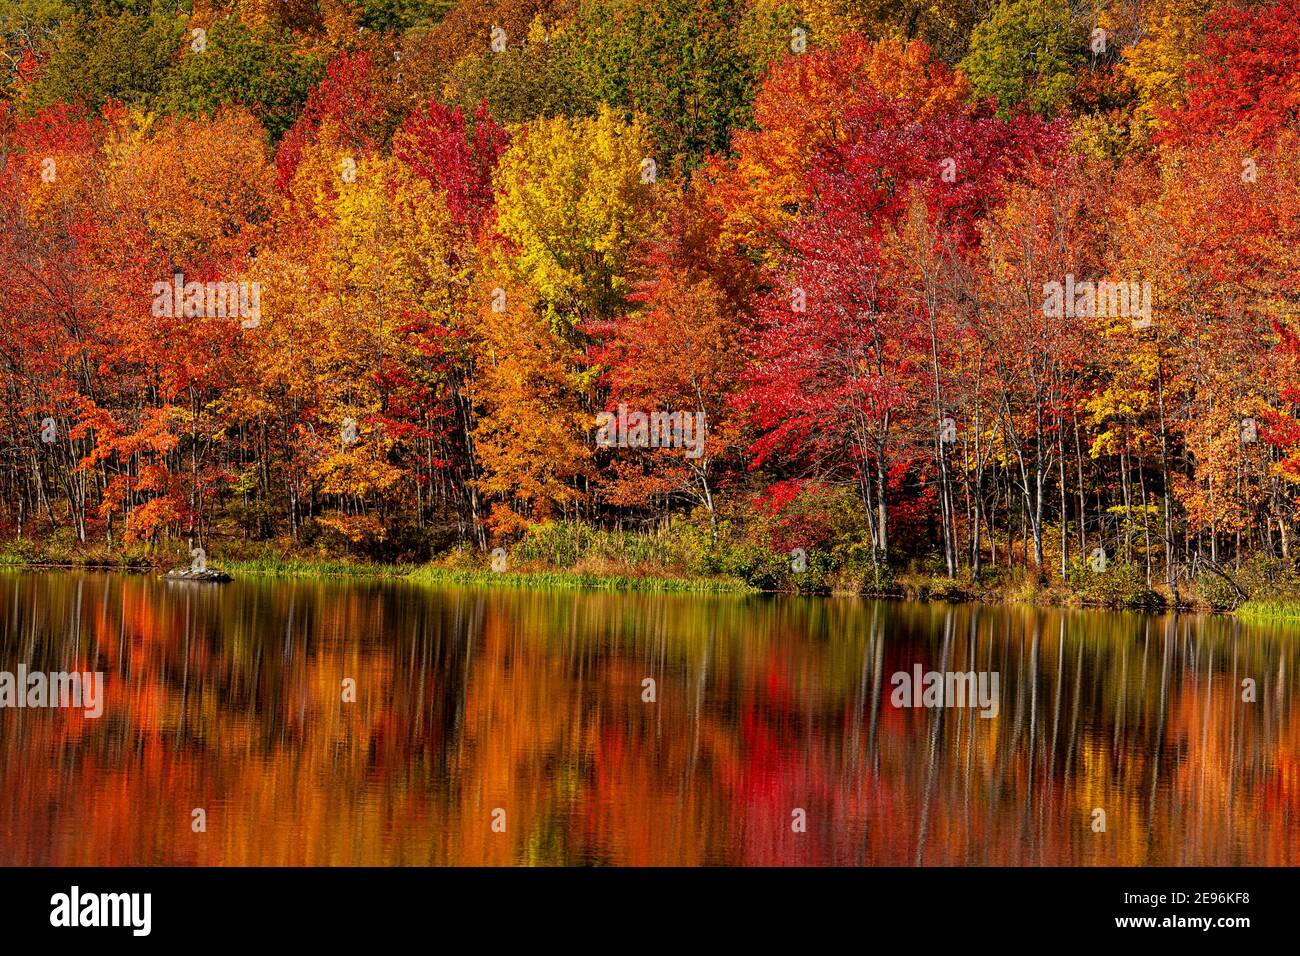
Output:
[{"xmin": 1067, "ymin": 558, "xmax": 1165, "ymax": 609}]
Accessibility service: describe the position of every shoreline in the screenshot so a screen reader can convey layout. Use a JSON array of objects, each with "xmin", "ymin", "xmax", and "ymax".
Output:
[{"xmin": 3, "ymin": 551, "xmax": 1298, "ymax": 619}]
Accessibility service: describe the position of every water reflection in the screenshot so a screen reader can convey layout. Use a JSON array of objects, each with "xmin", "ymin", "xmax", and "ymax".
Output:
[{"xmin": 0, "ymin": 571, "xmax": 1295, "ymax": 865}]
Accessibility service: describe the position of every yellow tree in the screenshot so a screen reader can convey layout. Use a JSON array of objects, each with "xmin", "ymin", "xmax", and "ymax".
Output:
[
  {"xmin": 492, "ymin": 104, "xmax": 662, "ymax": 332},
  {"xmin": 472, "ymin": 105, "xmax": 663, "ymax": 535},
  {"xmin": 1120, "ymin": 0, "xmax": 1212, "ymax": 134}
]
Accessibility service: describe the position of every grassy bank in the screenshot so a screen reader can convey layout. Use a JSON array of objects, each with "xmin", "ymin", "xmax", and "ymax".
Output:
[
  {"xmin": 1234, "ymin": 600, "xmax": 1300, "ymax": 623},
  {"xmin": 0, "ymin": 537, "xmax": 753, "ymax": 593},
  {"xmin": 407, "ymin": 566, "xmax": 753, "ymax": 594},
  {"xmin": 0, "ymin": 537, "xmax": 158, "ymax": 570},
  {"xmin": 221, "ymin": 556, "xmax": 419, "ymax": 578},
  {"xmin": 6, "ymin": 524, "xmax": 1300, "ymax": 614}
]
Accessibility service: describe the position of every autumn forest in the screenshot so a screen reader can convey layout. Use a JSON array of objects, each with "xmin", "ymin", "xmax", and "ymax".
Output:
[{"xmin": 3, "ymin": 0, "xmax": 1300, "ymax": 606}]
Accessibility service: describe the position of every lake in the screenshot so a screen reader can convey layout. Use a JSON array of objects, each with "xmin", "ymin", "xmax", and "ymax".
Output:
[{"xmin": 0, "ymin": 571, "xmax": 1295, "ymax": 865}]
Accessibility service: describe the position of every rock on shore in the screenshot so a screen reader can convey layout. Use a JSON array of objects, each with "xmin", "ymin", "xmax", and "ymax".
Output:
[{"xmin": 164, "ymin": 568, "xmax": 232, "ymax": 582}]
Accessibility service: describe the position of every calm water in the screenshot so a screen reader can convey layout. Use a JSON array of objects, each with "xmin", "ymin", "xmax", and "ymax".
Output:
[{"xmin": 0, "ymin": 571, "xmax": 1296, "ymax": 866}]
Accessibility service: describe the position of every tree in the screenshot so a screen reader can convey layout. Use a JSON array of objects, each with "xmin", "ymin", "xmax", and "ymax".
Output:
[
  {"xmin": 492, "ymin": 104, "xmax": 662, "ymax": 331},
  {"xmin": 393, "ymin": 97, "xmax": 510, "ymax": 240},
  {"xmin": 157, "ymin": 18, "xmax": 326, "ymax": 141},
  {"xmin": 565, "ymin": 0, "xmax": 759, "ymax": 172},
  {"xmin": 471, "ymin": 271, "xmax": 594, "ymax": 536},
  {"xmin": 443, "ymin": 16, "xmax": 594, "ymax": 126},
  {"xmin": 961, "ymin": 0, "xmax": 1085, "ymax": 117},
  {"xmin": 275, "ymin": 50, "xmax": 385, "ymax": 194},
  {"xmin": 27, "ymin": 5, "xmax": 183, "ymax": 110},
  {"xmin": 1162, "ymin": 0, "xmax": 1300, "ymax": 147},
  {"xmin": 1120, "ymin": 0, "xmax": 1211, "ymax": 133},
  {"xmin": 591, "ymin": 189, "xmax": 751, "ymax": 534},
  {"xmin": 706, "ymin": 35, "xmax": 970, "ymax": 264}
]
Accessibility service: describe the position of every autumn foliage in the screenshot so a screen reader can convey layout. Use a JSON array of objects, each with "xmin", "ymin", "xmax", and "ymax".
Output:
[{"xmin": 1, "ymin": 0, "xmax": 1299, "ymax": 594}]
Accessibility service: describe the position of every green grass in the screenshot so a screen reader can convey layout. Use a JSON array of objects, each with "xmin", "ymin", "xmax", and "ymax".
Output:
[
  {"xmin": 0, "ymin": 540, "xmax": 752, "ymax": 593},
  {"xmin": 407, "ymin": 565, "xmax": 754, "ymax": 594},
  {"xmin": 221, "ymin": 556, "xmax": 418, "ymax": 578},
  {"xmin": 1234, "ymin": 599, "xmax": 1300, "ymax": 623},
  {"xmin": 200, "ymin": 555, "xmax": 755, "ymax": 594}
]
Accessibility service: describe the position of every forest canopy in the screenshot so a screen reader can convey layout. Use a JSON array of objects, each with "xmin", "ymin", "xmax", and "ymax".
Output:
[{"xmin": 3, "ymin": 0, "xmax": 1300, "ymax": 603}]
